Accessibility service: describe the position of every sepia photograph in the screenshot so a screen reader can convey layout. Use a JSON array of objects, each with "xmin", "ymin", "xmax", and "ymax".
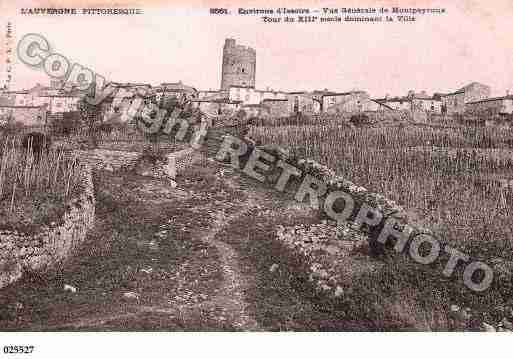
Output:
[{"xmin": 0, "ymin": 0, "xmax": 512, "ymax": 357}]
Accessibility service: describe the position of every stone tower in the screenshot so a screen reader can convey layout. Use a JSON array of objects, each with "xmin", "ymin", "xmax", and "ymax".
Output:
[{"xmin": 220, "ymin": 38, "xmax": 256, "ymax": 90}]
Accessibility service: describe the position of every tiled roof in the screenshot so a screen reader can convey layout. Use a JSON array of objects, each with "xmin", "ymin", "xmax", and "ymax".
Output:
[
  {"xmin": 228, "ymin": 85, "xmax": 255, "ymax": 89},
  {"xmin": 322, "ymin": 91, "xmax": 366, "ymax": 97},
  {"xmin": 443, "ymin": 89, "xmax": 465, "ymax": 96},
  {"xmin": 0, "ymin": 105, "xmax": 44, "ymax": 109},
  {"xmin": 467, "ymin": 95, "xmax": 513, "ymax": 104},
  {"xmin": 191, "ymin": 98, "xmax": 241, "ymax": 104},
  {"xmin": 242, "ymin": 104, "xmax": 266, "ymax": 108}
]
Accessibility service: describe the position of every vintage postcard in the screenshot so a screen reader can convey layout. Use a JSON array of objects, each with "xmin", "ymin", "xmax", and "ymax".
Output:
[{"xmin": 0, "ymin": 0, "xmax": 512, "ymax": 356}]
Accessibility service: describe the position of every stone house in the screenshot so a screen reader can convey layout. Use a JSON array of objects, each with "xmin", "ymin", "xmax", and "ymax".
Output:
[
  {"xmin": 466, "ymin": 95, "xmax": 513, "ymax": 118},
  {"xmin": 322, "ymin": 91, "xmax": 370, "ymax": 113},
  {"xmin": 242, "ymin": 103, "xmax": 269, "ymax": 118},
  {"xmin": 411, "ymin": 94, "xmax": 442, "ymax": 114},
  {"xmin": 101, "ymin": 93, "xmax": 155, "ymax": 123},
  {"xmin": 155, "ymin": 81, "xmax": 197, "ymax": 103},
  {"xmin": 37, "ymin": 94, "xmax": 81, "ymax": 114},
  {"xmin": 441, "ymin": 82, "xmax": 491, "ymax": 114},
  {"xmin": 441, "ymin": 90, "xmax": 465, "ymax": 114},
  {"xmin": 375, "ymin": 96, "xmax": 411, "ymax": 111},
  {"xmin": 190, "ymin": 98, "xmax": 242, "ymax": 117},
  {"xmin": 261, "ymin": 98, "xmax": 290, "ymax": 118},
  {"xmin": 1, "ymin": 90, "xmax": 35, "ymax": 107},
  {"xmin": 228, "ymin": 85, "xmax": 287, "ymax": 105},
  {"xmin": 374, "ymin": 92, "xmax": 441, "ymax": 114},
  {"xmin": 198, "ymin": 89, "xmax": 226, "ymax": 100},
  {"xmin": 323, "ymin": 91, "xmax": 397, "ymax": 114},
  {"xmin": 0, "ymin": 83, "xmax": 65, "ymax": 107},
  {"xmin": 286, "ymin": 92, "xmax": 320, "ymax": 114},
  {"xmin": 361, "ymin": 99, "xmax": 395, "ymax": 112},
  {"xmin": 0, "ymin": 105, "xmax": 47, "ymax": 126}
]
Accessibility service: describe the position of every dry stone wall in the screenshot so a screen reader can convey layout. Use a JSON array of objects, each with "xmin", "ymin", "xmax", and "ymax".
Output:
[
  {"xmin": 165, "ymin": 148, "xmax": 204, "ymax": 179},
  {"xmin": 74, "ymin": 149, "xmax": 140, "ymax": 171},
  {"xmin": 0, "ymin": 165, "xmax": 95, "ymax": 289},
  {"xmin": 0, "ymin": 146, "xmax": 201, "ymax": 289},
  {"xmin": 257, "ymin": 144, "xmax": 513, "ymax": 330},
  {"xmin": 263, "ymin": 148, "xmax": 417, "ymax": 296},
  {"xmin": 72, "ymin": 148, "xmax": 201, "ymax": 178}
]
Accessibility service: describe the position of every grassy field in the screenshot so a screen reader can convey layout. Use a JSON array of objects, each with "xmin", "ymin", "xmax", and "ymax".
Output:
[
  {"xmin": 0, "ymin": 135, "xmax": 84, "ymax": 233},
  {"xmin": 249, "ymin": 122, "xmax": 513, "ymax": 326},
  {"xmin": 249, "ymin": 124, "xmax": 513, "ymax": 254}
]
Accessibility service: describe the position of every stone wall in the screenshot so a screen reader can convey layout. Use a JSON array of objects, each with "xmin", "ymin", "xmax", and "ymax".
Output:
[
  {"xmin": 73, "ymin": 149, "xmax": 140, "ymax": 171},
  {"xmin": 0, "ymin": 165, "xmax": 95, "ymax": 289},
  {"xmin": 165, "ymin": 148, "xmax": 204, "ymax": 178},
  {"xmin": 69, "ymin": 146, "xmax": 203, "ymax": 180},
  {"xmin": 258, "ymin": 145, "xmax": 445, "ymax": 294},
  {"xmin": 0, "ymin": 146, "xmax": 202, "ymax": 288},
  {"xmin": 258, "ymin": 144, "xmax": 511, "ymax": 331}
]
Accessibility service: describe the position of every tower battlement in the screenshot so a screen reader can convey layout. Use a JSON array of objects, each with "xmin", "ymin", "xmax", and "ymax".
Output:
[{"xmin": 220, "ymin": 39, "xmax": 256, "ymax": 90}]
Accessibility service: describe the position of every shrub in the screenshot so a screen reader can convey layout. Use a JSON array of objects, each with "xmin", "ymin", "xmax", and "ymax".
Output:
[
  {"xmin": 21, "ymin": 132, "xmax": 52, "ymax": 157},
  {"xmin": 139, "ymin": 146, "xmax": 167, "ymax": 165},
  {"xmin": 52, "ymin": 111, "xmax": 81, "ymax": 136},
  {"xmin": 1, "ymin": 121, "xmax": 25, "ymax": 136},
  {"xmin": 349, "ymin": 113, "xmax": 371, "ymax": 126},
  {"xmin": 0, "ymin": 134, "xmax": 83, "ymax": 228},
  {"xmin": 248, "ymin": 122, "xmax": 513, "ymax": 324}
]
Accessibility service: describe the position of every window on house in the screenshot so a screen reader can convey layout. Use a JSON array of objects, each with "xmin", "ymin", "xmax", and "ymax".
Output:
[
  {"xmin": 245, "ymin": 94, "xmax": 250, "ymax": 101},
  {"xmin": 241, "ymin": 68, "xmax": 245, "ymax": 73}
]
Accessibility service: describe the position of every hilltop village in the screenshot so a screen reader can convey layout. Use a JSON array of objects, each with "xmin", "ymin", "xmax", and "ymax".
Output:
[{"xmin": 1, "ymin": 38, "xmax": 512, "ymax": 128}]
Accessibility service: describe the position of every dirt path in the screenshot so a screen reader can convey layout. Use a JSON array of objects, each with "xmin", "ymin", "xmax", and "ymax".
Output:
[
  {"xmin": 193, "ymin": 206, "xmax": 260, "ymax": 330},
  {"xmin": 1, "ymin": 150, "xmax": 358, "ymax": 331}
]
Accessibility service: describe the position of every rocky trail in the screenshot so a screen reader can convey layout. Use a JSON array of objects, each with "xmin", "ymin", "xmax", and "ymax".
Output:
[{"xmin": 0, "ymin": 148, "xmax": 361, "ymax": 331}]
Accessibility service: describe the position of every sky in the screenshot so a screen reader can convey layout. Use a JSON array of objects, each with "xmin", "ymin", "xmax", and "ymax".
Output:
[{"xmin": 0, "ymin": 0, "xmax": 512, "ymax": 98}]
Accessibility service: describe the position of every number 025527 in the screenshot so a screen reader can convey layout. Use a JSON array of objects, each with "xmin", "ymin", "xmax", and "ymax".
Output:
[{"xmin": 3, "ymin": 346, "xmax": 35, "ymax": 354}]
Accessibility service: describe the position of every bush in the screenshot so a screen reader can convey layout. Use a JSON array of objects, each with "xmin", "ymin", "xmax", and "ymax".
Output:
[
  {"xmin": 139, "ymin": 146, "xmax": 167, "ymax": 165},
  {"xmin": 21, "ymin": 132, "xmax": 52, "ymax": 156},
  {"xmin": 349, "ymin": 113, "xmax": 371, "ymax": 126},
  {"xmin": 0, "ymin": 135, "xmax": 83, "ymax": 232},
  {"xmin": 1, "ymin": 121, "xmax": 25, "ymax": 136},
  {"xmin": 52, "ymin": 111, "xmax": 81, "ymax": 136}
]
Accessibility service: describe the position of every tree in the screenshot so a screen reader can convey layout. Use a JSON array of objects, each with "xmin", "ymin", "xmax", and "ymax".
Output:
[
  {"xmin": 53, "ymin": 111, "xmax": 80, "ymax": 136},
  {"xmin": 78, "ymin": 97, "xmax": 103, "ymax": 148}
]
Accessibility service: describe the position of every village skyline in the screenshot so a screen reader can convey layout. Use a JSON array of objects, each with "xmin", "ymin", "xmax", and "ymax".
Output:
[{"xmin": 1, "ymin": 1, "xmax": 513, "ymax": 98}]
